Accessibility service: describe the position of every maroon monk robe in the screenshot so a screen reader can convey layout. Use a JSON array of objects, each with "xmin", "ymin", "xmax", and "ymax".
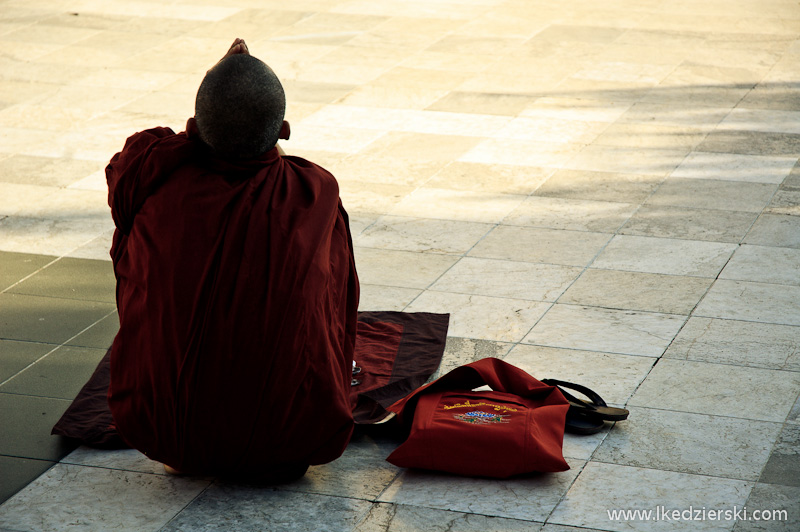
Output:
[{"xmin": 106, "ymin": 124, "xmax": 359, "ymax": 477}]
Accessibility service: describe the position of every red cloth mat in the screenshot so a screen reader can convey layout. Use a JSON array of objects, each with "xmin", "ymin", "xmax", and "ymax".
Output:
[{"xmin": 52, "ymin": 311, "xmax": 448, "ymax": 448}]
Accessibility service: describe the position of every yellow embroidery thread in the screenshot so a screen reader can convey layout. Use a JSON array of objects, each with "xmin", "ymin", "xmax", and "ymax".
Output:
[{"xmin": 443, "ymin": 400, "xmax": 518, "ymax": 413}]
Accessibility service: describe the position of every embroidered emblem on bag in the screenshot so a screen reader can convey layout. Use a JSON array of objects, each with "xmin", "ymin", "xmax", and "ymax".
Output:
[
  {"xmin": 444, "ymin": 400, "xmax": 518, "ymax": 412},
  {"xmin": 453, "ymin": 410, "xmax": 510, "ymax": 424}
]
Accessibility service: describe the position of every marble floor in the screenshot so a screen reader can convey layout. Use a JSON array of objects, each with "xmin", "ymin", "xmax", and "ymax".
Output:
[{"xmin": 1, "ymin": 0, "xmax": 800, "ymax": 530}]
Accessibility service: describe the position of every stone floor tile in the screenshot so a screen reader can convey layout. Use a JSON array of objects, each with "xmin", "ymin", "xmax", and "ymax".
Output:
[
  {"xmin": 503, "ymin": 196, "xmax": 638, "ymax": 233},
  {"xmin": 433, "ymin": 337, "xmax": 513, "ymax": 379},
  {"xmin": 388, "ymin": 187, "xmax": 525, "ymax": 224},
  {"xmin": 1, "ymin": 55, "xmax": 95, "ymax": 87},
  {"xmin": 427, "ymin": 34, "xmax": 527, "ymax": 57},
  {"xmin": 64, "ymin": 311, "xmax": 118, "ymax": 350},
  {"xmin": 493, "ymin": 115, "xmax": 609, "ymax": 145},
  {"xmin": 0, "ymin": 393, "xmax": 74, "ymax": 461},
  {"xmin": 521, "ymin": 97, "xmax": 631, "ymax": 124},
  {"xmin": 787, "ymin": 396, "xmax": 800, "ymax": 425},
  {"xmin": 572, "ymin": 61, "xmax": 675, "ymax": 85},
  {"xmin": 6, "ymin": 257, "xmax": 115, "ymax": 303},
  {"xmin": 358, "ymin": 284, "xmax": 421, "ymax": 312},
  {"xmin": 425, "ymin": 91, "xmax": 532, "ymax": 117},
  {"xmin": 629, "ymin": 360, "xmax": 800, "ymax": 422},
  {"xmin": 533, "ymin": 169, "xmax": 661, "ymax": 204},
  {"xmin": 72, "ymin": 67, "xmax": 186, "ymax": 92},
  {"xmin": 0, "ymin": 340, "xmax": 54, "ymax": 384},
  {"xmin": 404, "ymin": 50, "xmax": 496, "ymax": 74},
  {"xmin": 541, "ymin": 525, "xmax": 609, "ymax": 532},
  {"xmin": 286, "ymin": 124, "xmax": 386, "ymax": 154},
  {"xmin": 66, "ymin": 168, "xmax": 107, "ymax": 192},
  {"xmin": 359, "ymin": 131, "xmax": 483, "ymax": 163},
  {"xmin": 695, "ymin": 279, "xmax": 800, "ymax": 326},
  {"xmin": 469, "ymin": 225, "xmax": 613, "ymax": 267},
  {"xmin": 457, "ymin": 68, "xmax": 574, "ymax": 97},
  {"xmin": 591, "ymin": 235, "xmax": 736, "ymax": 277},
  {"xmin": 459, "ymin": 138, "xmax": 584, "ymax": 168},
  {"xmin": 665, "ymin": 317, "xmax": 800, "ymax": 371},
  {"xmin": 561, "ymin": 431, "xmax": 612, "ymax": 463},
  {"xmin": 354, "ymin": 502, "xmax": 542, "ymax": 532},
  {"xmin": 717, "ymin": 108, "xmax": 800, "ymax": 135},
  {"xmin": 0, "ymin": 78, "xmax": 60, "ymax": 106},
  {"xmin": 61, "ymin": 447, "xmax": 166, "ymax": 476},
  {"xmin": 426, "ymin": 161, "xmax": 554, "ymax": 196},
  {"xmin": 645, "ymin": 178, "xmax": 778, "ymax": 212},
  {"xmin": 162, "ymin": 483, "xmax": 371, "ymax": 532},
  {"xmin": 559, "ymin": 269, "xmax": 713, "ymax": 314},
  {"xmin": 365, "ymin": 66, "xmax": 476, "ymax": 93},
  {"xmin": 733, "ymin": 483, "xmax": 800, "ymax": 531},
  {"xmin": 352, "ymin": 247, "xmax": 458, "ymax": 289},
  {"xmin": 284, "ymin": 434, "xmax": 401, "ymax": 500},
  {"xmin": 0, "ymin": 345, "xmax": 106, "ymax": 399},
  {"xmin": 751, "ymin": 66, "xmax": 800, "ymax": 96},
  {"xmin": 339, "ymin": 85, "xmax": 449, "ymax": 110},
  {"xmin": 430, "ymin": 257, "xmax": 581, "ymax": 302},
  {"xmin": 0, "ymin": 456, "xmax": 54, "ymax": 505},
  {"xmin": 592, "ymin": 123, "xmax": 710, "ymax": 151},
  {"xmin": 743, "ymin": 213, "xmax": 800, "ymax": 248},
  {"xmin": 504, "ymin": 345, "xmax": 655, "ymax": 407},
  {"xmin": 0, "ymin": 215, "xmax": 113, "ymax": 257},
  {"xmin": 378, "ymin": 460, "xmax": 584, "ymax": 522},
  {"xmin": 354, "ymin": 216, "xmax": 493, "ymax": 254},
  {"xmin": 0, "ymin": 251, "xmax": 54, "ymax": 292},
  {"xmin": 766, "ymin": 174, "xmax": 800, "ymax": 216},
  {"xmin": 594, "ymin": 407, "xmax": 781, "ymax": 481},
  {"xmin": 549, "ymin": 462, "xmax": 752, "ymax": 532},
  {"xmin": 669, "ymin": 152, "xmax": 797, "ymax": 184},
  {"xmin": 330, "ymin": 154, "xmax": 447, "ymax": 187},
  {"xmin": 347, "ymin": 214, "xmax": 379, "ymax": 238},
  {"xmin": 0, "ymin": 292, "xmax": 115, "ymax": 344},
  {"xmin": 405, "ymin": 291, "xmax": 550, "ymax": 343},
  {"xmin": 563, "ymin": 145, "xmax": 689, "ymax": 177},
  {"xmin": 0, "ymin": 464, "xmax": 212, "ymax": 532},
  {"xmin": 697, "ymin": 130, "xmax": 800, "ymax": 157},
  {"xmin": 615, "ymin": 102, "xmax": 731, "ymax": 129},
  {"xmin": 532, "ymin": 24, "xmax": 626, "ymax": 44},
  {"xmin": 719, "ymin": 245, "xmax": 800, "ymax": 285},
  {"xmin": 284, "ymin": 79, "xmax": 357, "ymax": 105},
  {"xmin": 619, "ymin": 205, "xmax": 757, "ymax": 243},
  {"xmin": 556, "ymin": 77, "xmax": 657, "ymax": 104},
  {"xmin": 644, "ymin": 78, "xmax": 756, "ymax": 110},
  {"xmin": 522, "ymin": 304, "xmax": 685, "ymax": 357},
  {"xmin": 0, "ymin": 183, "xmax": 58, "ymax": 217},
  {"xmin": 758, "ymin": 424, "xmax": 800, "ymax": 487},
  {"xmin": 340, "ymin": 181, "xmax": 413, "ymax": 216}
]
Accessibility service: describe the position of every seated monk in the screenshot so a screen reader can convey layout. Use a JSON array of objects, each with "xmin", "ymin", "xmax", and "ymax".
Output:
[{"xmin": 105, "ymin": 38, "xmax": 359, "ymax": 480}]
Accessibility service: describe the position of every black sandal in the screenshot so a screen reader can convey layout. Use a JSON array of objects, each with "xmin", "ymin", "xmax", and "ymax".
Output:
[
  {"xmin": 542, "ymin": 379, "xmax": 629, "ymax": 429},
  {"xmin": 563, "ymin": 410, "xmax": 606, "ymax": 435}
]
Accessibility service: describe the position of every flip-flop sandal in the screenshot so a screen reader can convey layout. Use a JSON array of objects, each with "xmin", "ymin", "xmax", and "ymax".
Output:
[
  {"xmin": 542, "ymin": 378, "xmax": 629, "ymax": 422},
  {"xmin": 564, "ymin": 410, "xmax": 606, "ymax": 435}
]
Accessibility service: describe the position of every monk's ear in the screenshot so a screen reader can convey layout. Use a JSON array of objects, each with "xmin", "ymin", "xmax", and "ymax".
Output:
[{"xmin": 279, "ymin": 120, "xmax": 290, "ymax": 141}]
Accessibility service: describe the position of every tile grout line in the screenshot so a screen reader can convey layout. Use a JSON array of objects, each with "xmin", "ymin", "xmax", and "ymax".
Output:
[
  {"xmin": 0, "ymin": 308, "xmax": 117, "ymax": 388},
  {"xmin": 0, "ymin": 256, "xmax": 63, "ymax": 295}
]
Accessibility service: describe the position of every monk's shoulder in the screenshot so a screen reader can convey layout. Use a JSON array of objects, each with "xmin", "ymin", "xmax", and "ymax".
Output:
[
  {"xmin": 281, "ymin": 155, "xmax": 339, "ymax": 190},
  {"xmin": 121, "ymin": 126, "xmax": 177, "ymax": 152}
]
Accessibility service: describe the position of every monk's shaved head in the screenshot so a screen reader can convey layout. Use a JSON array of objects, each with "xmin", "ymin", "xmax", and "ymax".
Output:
[{"xmin": 195, "ymin": 54, "xmax": 285, "ymax": 160}]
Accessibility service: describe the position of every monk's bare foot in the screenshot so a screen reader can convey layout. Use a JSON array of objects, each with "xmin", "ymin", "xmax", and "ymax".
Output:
[{"xmin": 163, "ymin": 464, "xmax": 183, "ymax": 475}]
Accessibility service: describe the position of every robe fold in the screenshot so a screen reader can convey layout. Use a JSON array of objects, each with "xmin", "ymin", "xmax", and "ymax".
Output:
[{"xmin": 105, "ymin": 125, "xmax": 359, "ymax": 476}]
